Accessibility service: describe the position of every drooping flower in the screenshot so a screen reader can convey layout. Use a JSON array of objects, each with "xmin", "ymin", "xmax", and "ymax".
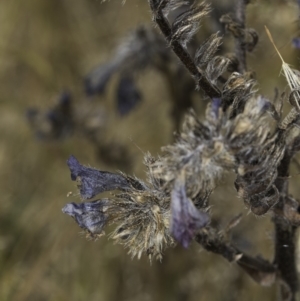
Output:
[
  {"xmin": 170, "ymin": 173, "xmax": 209, "ymax": 248},
  {"xmin": 67, "ymin": 155, "xmax": 131, "ymax": 199},
  {"xmin": 62, "ymin": 200, "xmax": 109, "ymax": 237}
]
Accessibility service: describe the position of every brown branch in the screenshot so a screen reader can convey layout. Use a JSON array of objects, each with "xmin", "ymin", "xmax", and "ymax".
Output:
[
  {"xmin": 195, "ymin": 229, "xmax": 276, "ymax": 286},
  {"xmin": 235, "ymin": 0, "xmax": 247, "ymax": 73},
  {"xmin": 149, "ymin": 0, "xmax": 221, "ymax": 99},
  {"xmin": 274, "ymin": 150, "xmax": 298, "ymax": 301}
]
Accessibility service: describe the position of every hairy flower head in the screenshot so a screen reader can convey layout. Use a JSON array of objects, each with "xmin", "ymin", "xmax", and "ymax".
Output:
[{"xmin": 64, "ymin": 155, "xmax": 174, "ymax": 260}]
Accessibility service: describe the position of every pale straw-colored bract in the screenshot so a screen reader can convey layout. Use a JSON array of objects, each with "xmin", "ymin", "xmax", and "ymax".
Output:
[{"xmin": 265, "ymin": 26, "xmax": 300, "ymax": 112}]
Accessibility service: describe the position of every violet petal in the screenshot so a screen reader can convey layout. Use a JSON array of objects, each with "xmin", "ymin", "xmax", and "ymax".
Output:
[
  {"xmin": 171, "ymin": 176, "xmax": 209, "ymax": 248},
  {"xmin": 62, "ymin": 200, "xmax": 108, "ymax": 235},
  {"xmin": 67, "ymin": 155, "xmax": 131, "ymax": 199}
]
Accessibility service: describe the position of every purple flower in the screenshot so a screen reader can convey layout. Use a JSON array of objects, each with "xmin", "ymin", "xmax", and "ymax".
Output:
[
  {"xmin": 62, "ymin": 200, "xmax": 109, "ymax": 235},
  {"xmin": 67, "ymin": 155, "xmax": 131, "ymax": 199},
  {"xmin": 170, "ymin": 175, "xmax": 209, "ymax": 248},
  {"xmin": 211, "ymin": 98, "xmax": 222, "ymax": 118}
]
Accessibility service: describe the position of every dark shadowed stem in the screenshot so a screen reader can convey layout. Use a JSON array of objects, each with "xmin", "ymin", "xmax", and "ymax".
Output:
[
  {"xmin": 149, "ymin": 0, "xmax": 221, "ymax": 99},
  {"xmin": 195, "ymin": 229, "xmax": 276, "ymax": 282},
  {"xmin": 274, "ymin": 151, "xmax": 298, "ymax": 301},
  {"xmin": 274, "ymin": 219, "xmax": 298, "ymax": 300},
  {"xmin": 235, "ymin": 0, "xmax": 247, "ymax": 73}
]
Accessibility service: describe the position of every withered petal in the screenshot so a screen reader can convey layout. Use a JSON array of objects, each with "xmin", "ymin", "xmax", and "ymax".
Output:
[
  {"xmin": 62, "ymin": 200, "xmax": 109, "ymax": 235},
  {"xmin": 170, "ymin": 176, "xmax": 209, "ymax": 248},
  {"xmin": 67, "ymin": 155, "xmax": 131, "ymax": 199}
]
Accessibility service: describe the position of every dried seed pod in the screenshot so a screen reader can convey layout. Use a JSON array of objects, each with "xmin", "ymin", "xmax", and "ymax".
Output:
[
  {"xmin": 225, "ymin": 53, "xmax": 239, "ymax": 73},
  {"xmin": 171, "ymin": 2, "xmax": 210, "ymax": 46},
  {"xmin": 161, "ymin": 0, "xmax": 190, "ymax": 16},
  {"xmin": 205, "ymin": 55, "xmax": 230, "ymax": 84},
  {"xmin": 222, "ymin": 72, "xmax": 256, "ymax": 113},
  {"xmin": 249, "ymin": 186, "xmax": 279, "ymax": 216},
  {"xmin": 220, "ymin": 14, "xmax": 243, "ymax": 38},
  {"xmin": 194, "ymin": 33, "xmax": 222, "ymax": 67}
]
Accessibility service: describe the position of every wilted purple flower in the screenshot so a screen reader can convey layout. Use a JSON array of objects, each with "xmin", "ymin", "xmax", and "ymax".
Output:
[
  {"xmin": 170, "ymin": 174, "xmax": 209, "ymax": 248},
  {"xmin": 67, "ymin": 155, "xmax": 131, "ymax": 199},
  {"xmin": 84, "ymin": 63, "xmax": 117, "ymax": 96},
  {"xmin": 62, "ymin": 200, "xmax": 109, "ymax": 236}
]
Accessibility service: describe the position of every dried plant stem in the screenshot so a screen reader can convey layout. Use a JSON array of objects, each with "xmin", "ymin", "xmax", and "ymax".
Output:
[
  {"xmin": 274, "ymin": 152, "xmax": 298, "ymax": 301},
  {"xmin": 149, "ymin": 0, "xmax": 221, "ymax": 99},
  {"xmin": 195, "ymin": 229, "xmax": 276, "ymax": 284},
  {"xmin": 274, "ymin": 219, "xmax": 298, "ymax": 301},
  {"xmin": 235, "ymin": 0, "xmax": 247, "ymax": 73}
]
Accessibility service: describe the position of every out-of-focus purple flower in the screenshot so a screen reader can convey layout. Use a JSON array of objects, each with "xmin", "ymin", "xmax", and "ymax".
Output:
[
  {"xmin": 27, "ymin": 90, "xmax": 73, "ymax": 140},
  {"xmin": 117, "ymin": 76, "xmax": 142, "ymax": 116},
  {"xmin": 170, "ymin": 174, "xmax": 209, "ymax": 248},
  {"xmin": 292, "ymin": 38, "xmax": 300, "ymax": 49},
  {"xmin": 67, "ymin": 155, "xmax": 131, "ymax": 199},
  {"xmin": 48, "ymin": 90, "xmax": 72, "ymax": 118},
  {"xmin": 84, "ymin": 63, "xmax": 117, "ymax": 96},
  {"xmin": 62, "ymin": 200, "xmax": 108, "ymax": 235}
]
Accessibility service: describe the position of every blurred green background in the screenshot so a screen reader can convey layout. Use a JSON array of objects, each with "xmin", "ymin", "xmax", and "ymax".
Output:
[{"xmin": 0, "ymin": 0, "xmax": 299, "ymax": 300}]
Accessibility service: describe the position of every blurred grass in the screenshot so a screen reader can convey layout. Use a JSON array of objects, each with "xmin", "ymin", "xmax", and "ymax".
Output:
[{"xmin": 0, "ymin": 0, "xmax": 299, "ymax": 300}]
